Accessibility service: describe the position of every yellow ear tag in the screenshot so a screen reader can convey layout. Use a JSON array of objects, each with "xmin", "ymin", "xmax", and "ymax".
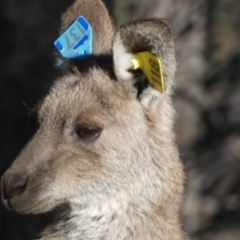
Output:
[{"xmin": 131, "ymin": 51, "xmax": 165, "ymax": 93}]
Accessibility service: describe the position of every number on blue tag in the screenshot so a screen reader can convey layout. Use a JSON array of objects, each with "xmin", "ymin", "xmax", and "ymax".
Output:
[{"xmin": 54, "ymin": 16, "xmax": 93, "ymax": 59}]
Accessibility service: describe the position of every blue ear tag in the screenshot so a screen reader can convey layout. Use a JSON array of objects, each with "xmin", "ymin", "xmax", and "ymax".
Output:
[{"xmin": 54, "ymin": 16, "xmax": 93, "ymax": 59}]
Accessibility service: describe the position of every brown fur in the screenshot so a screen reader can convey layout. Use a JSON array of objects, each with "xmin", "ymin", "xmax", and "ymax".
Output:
[
  {"xmin": 62, "ymin": 0, "xmax": 114, "ymax": 54},
  {"xmin": 1, "ymin": 0, "xmax": 187, "ymax": 239}
]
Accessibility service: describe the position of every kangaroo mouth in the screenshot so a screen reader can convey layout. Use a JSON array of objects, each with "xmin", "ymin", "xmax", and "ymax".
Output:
[
  {"xmin": 1, "ymin": 193, "xmax": 38, "ymax": 214},
  {"xmin": 1, "ymin": 193, "xmax": 29, "ymax": 213},
  {"xmin": 1, "ymin": 195, "xmax": 14, "ymax": 210}
]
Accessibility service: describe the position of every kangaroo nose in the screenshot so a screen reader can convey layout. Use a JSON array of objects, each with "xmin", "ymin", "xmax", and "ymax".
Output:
[{"xmin": 1, "ymin": 175, "xmax": 28, "ymax": 200}]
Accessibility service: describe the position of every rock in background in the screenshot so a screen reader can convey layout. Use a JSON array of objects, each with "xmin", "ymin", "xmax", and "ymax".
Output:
[{"xmin": 0, "ymin": 0, "xmax": 240, "ymax": 239}]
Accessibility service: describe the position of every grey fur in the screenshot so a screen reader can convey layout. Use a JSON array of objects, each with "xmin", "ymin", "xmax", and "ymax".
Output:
[{"xmin": 1, "ymin": 0, "xmax": 187, "ymax": 239}]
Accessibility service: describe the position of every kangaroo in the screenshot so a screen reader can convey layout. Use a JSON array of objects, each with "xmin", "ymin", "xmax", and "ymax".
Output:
[{"xmin": 1, "ymin": 0, "xmax": 186, "ymax": 239}]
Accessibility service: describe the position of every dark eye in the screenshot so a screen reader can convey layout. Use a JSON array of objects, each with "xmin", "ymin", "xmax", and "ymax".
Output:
[{"xmin": 74, "ymin": 123, "xmax": 102, "ymax": 141}]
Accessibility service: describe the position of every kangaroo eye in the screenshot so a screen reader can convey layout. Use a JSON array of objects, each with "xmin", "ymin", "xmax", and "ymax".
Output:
[{"xmin": 74, "ymin": 123, "xmax": 102, "ymax": 140}]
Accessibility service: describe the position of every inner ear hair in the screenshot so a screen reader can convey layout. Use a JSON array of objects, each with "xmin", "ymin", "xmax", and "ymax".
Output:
[{"xmin": 113, "ymin": 18, "xmax": 176, "ymax": 95}]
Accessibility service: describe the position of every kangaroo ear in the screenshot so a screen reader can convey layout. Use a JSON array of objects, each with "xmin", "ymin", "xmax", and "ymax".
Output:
[
  {"xmin": 113, "ymin": 19, "xmax": 176, "ymax": 99},
  {"xmin": 61, "ymin": 0, "xmax": 114, "ymax": 55}
]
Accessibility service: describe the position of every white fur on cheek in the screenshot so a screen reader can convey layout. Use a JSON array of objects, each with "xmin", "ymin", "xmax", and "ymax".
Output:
[{"xmin": 113, "ymin": 33, "xmax": 134, "ymax": 82}]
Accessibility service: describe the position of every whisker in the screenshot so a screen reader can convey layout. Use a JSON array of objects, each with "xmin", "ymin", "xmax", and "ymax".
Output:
[
  {"xmin": 0, "ymin": 103, "xmax": 26, "ymax": 113},
  {"xmin": 0, "ymin": 140, "xmax": 11, "ymax": 151}
]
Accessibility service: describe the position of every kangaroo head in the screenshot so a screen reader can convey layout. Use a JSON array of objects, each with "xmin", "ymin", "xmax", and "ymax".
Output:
[{"xmin": 1, "ymin": 0, "xmax": 181, "ymax": 220}]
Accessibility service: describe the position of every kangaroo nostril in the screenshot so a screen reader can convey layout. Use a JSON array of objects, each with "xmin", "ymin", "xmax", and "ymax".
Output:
[{"xmin": 5, "ymin": 176, "xmax": 28, "ymax": 199}]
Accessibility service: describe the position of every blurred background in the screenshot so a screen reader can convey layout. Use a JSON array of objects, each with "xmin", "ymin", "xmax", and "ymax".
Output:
[{"xmin": 0, "ymin": 0, "xmax": 240, "ymax": 239}]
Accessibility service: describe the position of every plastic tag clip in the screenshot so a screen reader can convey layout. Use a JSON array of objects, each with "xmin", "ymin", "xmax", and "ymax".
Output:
[{"xmin": 132, "ymin": 52, "xmax": 165, "ymax": 93}]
